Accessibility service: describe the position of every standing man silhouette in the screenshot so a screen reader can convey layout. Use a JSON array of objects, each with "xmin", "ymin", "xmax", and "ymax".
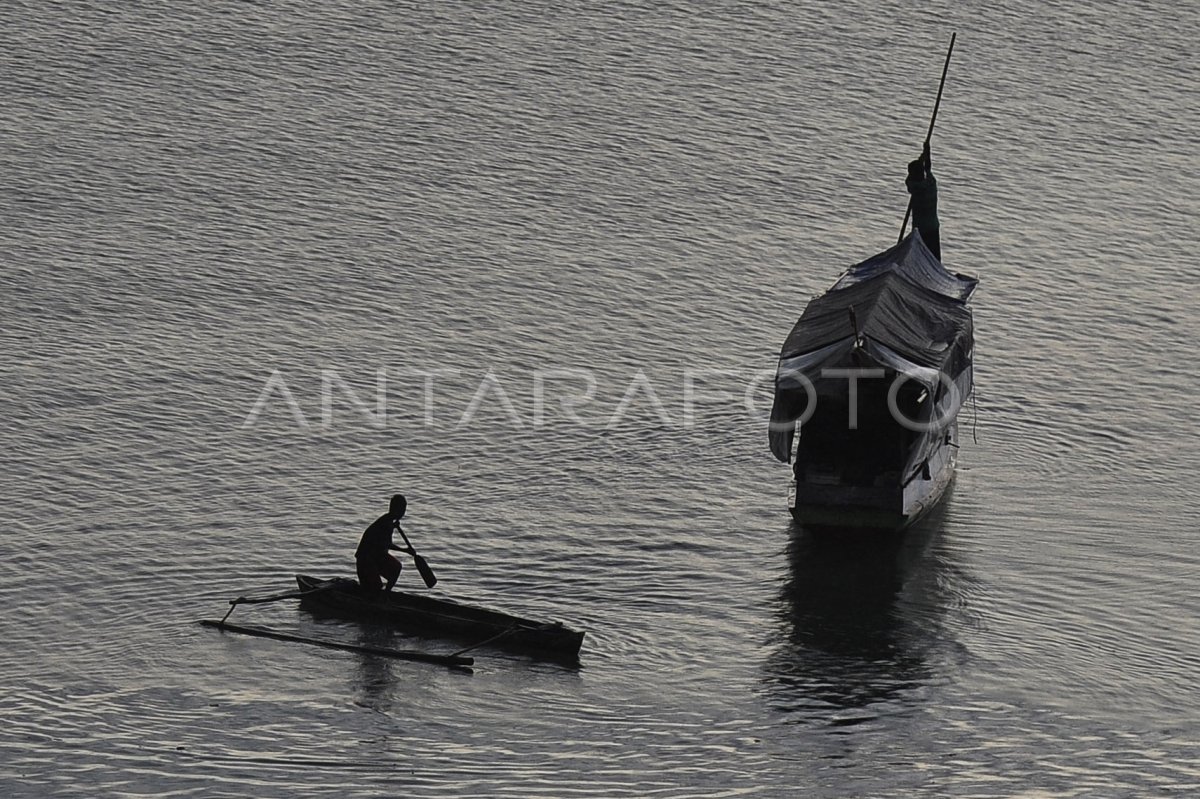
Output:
[{"xmin": 906, "ymin": 141, "xmax": 941, "ymax": 259}]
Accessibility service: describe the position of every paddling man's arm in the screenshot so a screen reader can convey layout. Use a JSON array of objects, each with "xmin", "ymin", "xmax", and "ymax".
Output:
[{"xmin": 390, "ymin": 525, "xmax": 416, "ymax": 555}]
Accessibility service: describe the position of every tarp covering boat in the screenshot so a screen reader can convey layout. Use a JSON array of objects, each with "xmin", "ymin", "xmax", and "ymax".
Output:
[{"xmin": 768, "ymin": 230, "xmax": 976, "ymax": 466}]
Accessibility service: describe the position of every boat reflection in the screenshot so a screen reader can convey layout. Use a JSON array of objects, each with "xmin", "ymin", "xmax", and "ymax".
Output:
[
  {"xmin": 762, "ymin": 501, "xmax": 965, "ymax": 724},
  {"xmin": 351, "ymin": 626, "xmax": 401, "ymax": 711}
]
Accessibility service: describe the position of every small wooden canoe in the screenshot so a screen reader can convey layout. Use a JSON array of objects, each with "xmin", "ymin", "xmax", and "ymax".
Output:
[{"xmin": 295, "ymin": 575, "xmax": 584, "ymax": 660}]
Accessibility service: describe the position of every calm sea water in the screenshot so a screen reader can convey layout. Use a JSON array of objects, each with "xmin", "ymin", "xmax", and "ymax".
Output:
[{"xmin": 3, "ymin": 1, "xmax": 1198, "ymax": 797}]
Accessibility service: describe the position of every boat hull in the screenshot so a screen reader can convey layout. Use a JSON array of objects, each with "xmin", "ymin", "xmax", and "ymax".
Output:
[
  {"xmin": 789, "ymin": 422, "xmax": 958, "ymax": 532},
  {"xmin": 769, "ymin": 231, "xmax": 975, "ymax": 531},
  {"xmin": 294, "ymin": 575, "xmax": 584, "ymax": 660}
]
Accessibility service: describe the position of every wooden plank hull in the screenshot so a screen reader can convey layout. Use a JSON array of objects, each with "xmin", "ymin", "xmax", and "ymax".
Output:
[{"xmin": 295, "ymin": 575, "xmax": 584, "ymax": 660}]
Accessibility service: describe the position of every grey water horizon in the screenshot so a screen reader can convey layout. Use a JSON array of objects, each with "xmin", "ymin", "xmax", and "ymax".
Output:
[{"xmin": 3, "ymin": 1, "xmax": 1198, "ymax": 797}]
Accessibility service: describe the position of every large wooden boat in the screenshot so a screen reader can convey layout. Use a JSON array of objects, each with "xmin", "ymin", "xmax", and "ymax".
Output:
[
  {"xmin": 767, "ymin": 230, "xmax": 977, "ymax": 531},
  {"xmin": 294, "ymin": 575, "xmax": 585, "ymax": 660}
]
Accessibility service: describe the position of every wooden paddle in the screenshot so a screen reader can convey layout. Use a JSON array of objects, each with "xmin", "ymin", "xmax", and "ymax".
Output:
[{"xmin": 396, "ymin": 524, "xmax": 438, "ymax": 588}]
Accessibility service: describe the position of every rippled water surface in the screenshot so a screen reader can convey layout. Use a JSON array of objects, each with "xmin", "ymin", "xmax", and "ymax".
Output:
[{"xmin": 3, "ymin": 1, "xmax": 1198, "ymax": 796}]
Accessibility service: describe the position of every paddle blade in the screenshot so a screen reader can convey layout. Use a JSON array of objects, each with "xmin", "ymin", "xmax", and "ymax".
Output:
[{"xmin": 413, "ymin": 553, "xmax": 437, "ymax": 588}]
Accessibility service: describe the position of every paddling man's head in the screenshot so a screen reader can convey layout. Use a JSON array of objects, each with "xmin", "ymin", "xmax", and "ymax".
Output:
[
  {"xmin": 390, "ymin": 494, "xmax": 407, "ymax": 519},
  {"xmin": 908, "ymin": 158, "xmax": 925, "ymax": 179}
]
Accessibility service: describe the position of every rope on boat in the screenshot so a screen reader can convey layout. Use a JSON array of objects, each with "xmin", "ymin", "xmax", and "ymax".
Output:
[
  {"xmin": 449, "ymin": 623, "xmax": 521, "ymax": 657},
  {"xmin": 448, "ymin": 621, "xmax": 561, "ymax": 658},
  {"xmin": 971, "ymin": 379, "xmax": 979, "ymax": 445}
]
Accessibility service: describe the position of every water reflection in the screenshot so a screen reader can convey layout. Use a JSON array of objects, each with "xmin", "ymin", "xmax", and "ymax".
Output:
[
  {"xmin": 762, "ymin": 503, "xmax": 963, "ymax": 724},
  {"xmin": 353, "ymin": 644, "xmax": 396, "ymax": 712},
  {"xmin": 347, "ymin": 624, "xmax": 422, "ymax": 712}
]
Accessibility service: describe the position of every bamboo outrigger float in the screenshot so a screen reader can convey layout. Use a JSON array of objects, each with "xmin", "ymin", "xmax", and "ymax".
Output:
[{"xmin": 198, "ymin": 618, "xmax": 475, "ymax": 669}]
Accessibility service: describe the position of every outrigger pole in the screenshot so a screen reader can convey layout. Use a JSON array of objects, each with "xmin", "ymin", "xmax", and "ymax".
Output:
[
  {"xmin": 218, "ymin": 583, "xmax": 337, "ymax": 624},
  {"xmin": 199, "ymin": 619, "xmax": 474, "ymax": 670},
  {"xmin": 898, "ymin": 32, "xmax": 957, "ymax": 243},
  {"xmin": 202, "ymin": 582, "xmax": 473, "ymax": 670}
]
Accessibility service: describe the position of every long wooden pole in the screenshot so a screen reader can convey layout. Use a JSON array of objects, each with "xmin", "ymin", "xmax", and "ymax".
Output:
[
  {"xmin": 898, "ymin": 32, "xmax": 957, "ymax": 243},
  {"xmin": 199, "ymin": 619, "xmax": 474, "ymax": 669}
]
